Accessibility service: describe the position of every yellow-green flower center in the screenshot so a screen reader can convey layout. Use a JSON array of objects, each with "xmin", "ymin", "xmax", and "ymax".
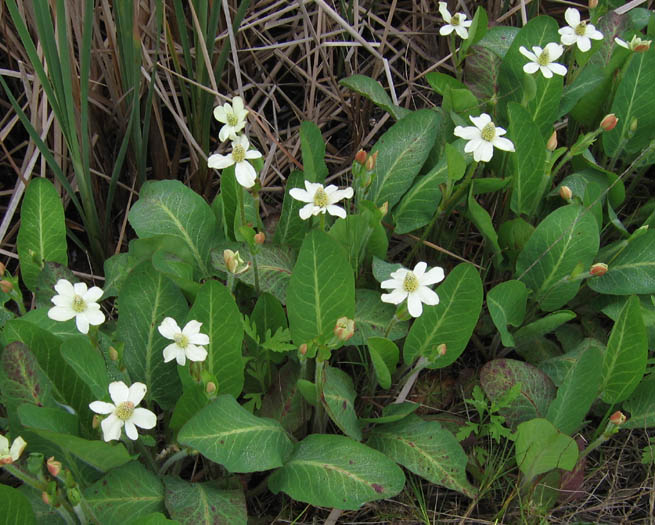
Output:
[
  {"xmin": 174, "ymin": 333, "xmax": 189, "ymax": 349},
  {"xmin": 403, "ymin": 272, "xmax": 419, "ymax": 293},
  {"xmin": 72, "ymin": 295, "xmax": 86, "ymax": 313},
  {"xmin": 227, "ymin": 113, "xmax": 239, "ymax": 127},
  {"xmin": 313, "ymin": 187, "xmax": 329, "ymax": 208},
  {"xmin": 451, "ymin": 14, "xmax": 461, "ymax": 26},
  {"xmin": 537, "ymin": 49, "xmax": 550, "ymax": 66},
  {"xmin": 115, "ymin": 401, "xmax": 135, "ymax": 421},
  {"xmin": 232, "ymin": 144, "xmax": 246, "ymax": 163},
  {"xmin": 481, "ymin": 122, "xmax": 496, "ymax": 142},
  {"xmin": 575, "ymin": 22, "xmax": 587, "ymax": 36}
]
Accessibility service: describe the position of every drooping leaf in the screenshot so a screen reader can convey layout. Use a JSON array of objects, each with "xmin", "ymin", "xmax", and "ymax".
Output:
[
  {"xmin": 360, "ymin": 402, "xmax": 419, "ymax": 424},
  {"xmin": 339, "ymin": 75, "xmax": 409, "ymax": 121},
  {"xmin": 163, "ymin": 477, "xmax": 246, "ymax": 525},
  {"xmin": 516, "ymin": 204, "xmax": 599, "ymax": 312},
  {"xmin": 268, "ymin": 434, "xmax": 405, "ymax": 510},
  {"xmin": 486, "ymin": 280, "xmax": 529, "ymax": 347},
  {"xmin": 85, "ymin": 462, "xmax": 165, "ymax": 524},
  {"xmin": 515, "ymin": 418, "xmax": 578, "ymax": 480},
  {"xmin": 286, "ymin": 230, "xmax": 354, "ymax": 345},
  {"xmin": 117, "ymin": 262, "xmax": 187, "ymax": 409},
  {"xmin": 188, "ymin": 280, "xmax": 244, "ymax": 398},
  {"xmin": 468, "ymin": 189, "xmax": 502, "ymax": 264},
  {"xmin": 300, "ymin": 121, "xmax": 328, "ymax": 183},
  {"xmin": 367, "ymin": 337, "xmax": 399, "ymax": 390},
  {"xmin": 178, "ymin": 395, "xmax": 294, "ymax": 473},
  {"xmin": 404, "ymin": 264, "xmax": 483, "ymax": 368},
  {"xmin": 59, "ymin": 335, "xmax": 110, "ymax": 399},
  {"xmin": 322, "ymin": 365, "xmax": 361, "ymax": 441},
  {"xmin": 368, "ymin": 414, "xmax": 475, "ymax": 497},
  {"xmin": 601, "ymin": 295, "xmax": 647, "ymax": 404},
  {"xmin": 17, "ymin": 178, "xmax": 67, "ymax": 291}
]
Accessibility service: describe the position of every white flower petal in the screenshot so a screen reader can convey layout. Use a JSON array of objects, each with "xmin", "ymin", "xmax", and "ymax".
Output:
[
  {"xmin": 213, "ymin": 105, "xmax": 227, "ymax": 122},
  {"xmin": 84, "ymin": 309, "xmax": 106, "ymax": 327},
  {"xmin": 108, "ymin": 381, "xmax": 129, "ymax": 405},
  {"xmin": 413, "ymin": 262, "xmax": 427, "ymax": 277},
  {"xmin": 564, "ymin": 8, "xmax": 580, "ymax": 28},
  {"xmin": 0, "ymin": 435, "xmax": 9, "ymax": 452},
  {"xmin": 9, "ymin": 437, "xmax": 26, "ymax": 461},
  {"xmin": 422, "ymin": 266, "xmax": 445, "ymax": 285},
  {"xmin": 54, "ymin": 279, "xmax": 74, "ymax": 297},
  {"xmin": 492, "ymin": 136, "xmax": 515, "ymax": 152},
  {"xmin": 417, "ymin": 286, "xmax": 440, "ymax": 306},
  {"xmin": 189, "ymin": 332, "xmax": 210, "ymax": 345},
  {"xmin": 519, "ymin": 46, "xmax": 537, "ymax": 61},
  {"xmin": 235, "ymin": 161, "xmax": 257, "ymax": 188},
  {"xmin": 158, "ymin": 317, "xmax": 180, "ymax": 340},
  {"xmin": 326, "ymin": 204, "xmax": 347, "ymax": 219},
  {"xmin": 289, "ymin": 188, "xmax": 312, "ymax": 203},
  {"xmin": 73, "ymin": 282, "xmax": 88, "ymax": 296},
  {"xmin": 577, "ymin": 36, "xmax": 591, "ymax": 52},
  {"xmin": 559, "ymin": 31, "xmax": 577, "ymax": 46},
  {"xmin": 89, "ymin": 401, "xmax": 116, "ymax": 415},
  {"xmin": 218, "ymin": 126, "xmax": 233, "ymax": 143},
  {"xmin": 523, "ymin": 62, "xmax": 540, "ymax": 75},
  {"xmin": 454, "ymin": 125, "xmax": 480, "ymax": 140},
  {"xmin": 440, "ymin": 25, "xmax": 454, "ymax": 36},
  {"xmin": 469, "ymin": 113, "xmax": 491, "ymax": 130},
  {"xmin": 175, "ymin": 352, "xmax": 187, "ymax": 366},
  {"xmin": 182, "ymin": 320, "xmax": 203, "ymax": 336},
  {"xmin": 207, "ymin": 153, "xmax": 234, "ymax": 170},
  {"xmin": 232, "ymin": 96, "xmax": 245, "ymax": 115},
  {"xmin": 185, "ymin": 345, "xmax": 208, "ymax": 362},
  {"xmin": 51, "ymin": 295, "xmax": 71, "ymax": 307},
  {"xmin": 540, "ymin": 65, "xmax": 554, "ymax": 78},
  {"xmin": 131, "ymin": 408, "xmax": 157, "ymax": 429},
  {"xmin": 75, "ymin": 314, "xmax": 90, "ymax": 334},
  {"xmin": 123, "ymin": 421, "xmax": 138, "ymax": 440},
  {"xmin": 101, "ymin": 414, "xmax": 123, "ymax": 442},
  {"xmin": 615, "ymin": 37, "xmax": 628, "ymax": 49},
  {"xmin": 127, "ymin": 382, "xmax": 147, "ymax": 406},
  {"xmin": 455, "ymin": 26, "xmax": 469, "ymax": 40},
  {"xmin": 407, "ymin": 294, "xmax": 424, "ymax": 318},
  {"xmin": 475, "ymin": 141, "xmax": 494, "ymax": 163},
  {"xmin": 381, "ymin": 289, "xmax": 408, "ymax": 305},
  {"xmin": 549, "ymin": 63, "xmax": 568, "ymax": 76},
  {"xmin": 83, "ymin": 286, "xmax": 104, "ymax": 303},
  {"xmin": 464, "ymin": 138, "xmax": 483, "ymax": 154},
  {"xmin": 380, "ymin": 277, "xmax": 402, "ymax": 290},
  {"xmin": 438, "ymin": 2, "xmax": 451, "ymax": 22},
  {"xmin": 48, "ymin": 306, "xmax": 76, "ymax": 322},
  {"xmin": 245, "ymin": 149, "xmax": 262, "ymax": 160},
  {"xmin": 299, "ymin": 203, "xmax": 315, "ymax": 220},
  {"xmin": 163, "ymin": 344, "xmax": 181, "ymax": 363},
  {"xmin": 545, "ymin": 42, "xmax": 564, "ymax": 60}
]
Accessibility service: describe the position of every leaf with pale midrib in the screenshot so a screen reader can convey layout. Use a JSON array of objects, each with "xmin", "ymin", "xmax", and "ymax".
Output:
[{"xmin": 164, "ymin": 477, "xmax": 246, "ymax": 525}]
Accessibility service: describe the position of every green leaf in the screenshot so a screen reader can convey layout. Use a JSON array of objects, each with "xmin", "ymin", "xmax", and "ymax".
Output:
[
  {"xmin": 85, "ymin": 462, "xmax": 165, "ymax": 524},
  {"xmin": 18, "ymin": 404, "xmax": 78, "ymax": 434},
  {"xmin": 33, "ymin": 262, "xmax": 75, "ymax": 309},
  {"xmin": 486, "ymin": 280, "xmax": 529, "ymax": 347},
  {"xmin": 273, "ymin": 170, "xmax": 308, "ymax": 249},
  {"xmin": 287, "ymin": 230, "xmax": 355, "ymax": 344},
  {"xmin": 480, "ymin": 359, "xmax": 556, "ymax": 427},
  {"xmin": 367, "ymin": 110, "xmax": 441, "ymax": 208},
  {"xmin": 623, "ymin": 373, "xmax": 655, "ymax": 429},
  {"xmin": 367, "ymin": 337, "xmax": 399, "ymax": 390},
  {"xmin": 368, "ymin": 414, "xmax": 475, "ymax": 498},
  {"xmin": 178, "ymin": 395, "xmax": 294, "ymax": 472},
  {"xmin": 300, "ymin": 121, "xmax": 328, "ymax": 183},
  {"xmin": 513, "ymin": 310, "xmax": 576, "ymax": 353},
  {"xmin": 258, "ymin": 361, "xmax": 309, "ymax": 434},
  {"xmin": 516, "ymin": 204, "xmax": 599, "ymax": 312},
  {"xmin": 0, "ymin": 341, "xmax": 54, "ymax": 408},
  {"xmin": 468, "ymin": 190, "xmax": 502, "ymax": 265},
  {"xmin": 188, "ymin": 281, "xmax": 244, "ymax": 397},
  {"xmin": 603, "ymin": 50, "xmax": 655, "ymax": 157},
  {"xmin": 0, "ymin": 485, "xmax": 36, "ymax": 525},
  {"xmin": 17, "ymin": 178, "xmax": 67, "ymax": 291},
  {"xmin": 404, "ymin": 264, "xmax": 483, "ymax": 368},
  {"xmin": 558, "ymin": 64, "xmax": 606, "ymax": 118},
  {"xmin": 360, "ymin": 402, "xmax": 418, "ymax": 424},
  {"xmin": 460, "ymin": 6, "xmax": 488, "ymax": 54},
  {"xmin": 546, "ymin": 342, "xmax": 602, "ymax": 434},
  {"xmin": 163, "ymin": 477, "xmax": 246, "ymax": 525},
  {"xmin": 508, "ymin": 102, "xmax": 548, "ymax": 216},
  {"xmin": 322, "ymin": 365, "xmax": 361, "ymax": 440},
  {"xmin": 465, "ymin": 45, "xmax": 502, "ymax": 102},
  {"xmin": 476, "ymin": 25, "xmax": 519, "ymax": 58},
  {"xmin": 601, "ymin": 295, "xmax": 647, "ymax": 404},
  {"xmin": 426, "ymin": 72, "xmax": 466, "ymax": 95},
  {"xmin": 133, "ymin": 514, "xmax": 180, "ymax": 525},
  {"xmin": 128, "ymin": 180, "xmax": 217, "ymax": 276},
  {"xmin": 339, "ymin": 75, "xmax": 409, "ymax": 121},
  {"xmin": 350, "ymin": 289, "xmax": 408, "ymax": 345},
  {"xmin": 589, "ymin": 230, "xmax": 655, "ymax": 295},
  {"xmin": 117, "ymin": 263, "xmax": 187, "ymax": 409},
  {"xmin": 60, "ymin": 335, "xmax": 110, "ymax": 399},
  {"xmin": 514, "ymin": 418, "xmax": 578, "ymax": 480},
  {"xmin": 268, "ymin": 434, "xmax": 405, "ymax": 510}
]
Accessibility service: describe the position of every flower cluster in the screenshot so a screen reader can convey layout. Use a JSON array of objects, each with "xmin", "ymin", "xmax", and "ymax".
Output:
[{"xmin": 207, "ymin": 96, "xmax": 262, "ymax": 189}]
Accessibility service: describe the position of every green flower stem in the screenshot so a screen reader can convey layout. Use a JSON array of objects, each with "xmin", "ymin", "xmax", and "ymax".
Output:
[
  {"xmin": 448, "ymin": 33, "xmax": 461, "ymax": 81},
  {"xmin": 394, "ymin": 356, "xmax": 429, "ymax": 404},
  {"xmin": 135, "ymin": 438, "xmax": 158, "ymax": 473},
  {"xmin": 312, "ymin": 359, "xmax": 327, "ymax": 434},
  {"xmin": 249, "ymin": 245, "xmax": 260, "ymax": 294},
  {"xmin": 159, "ymin": 449, "xmax": 189, "ymax": 475},
  {"xmin": 383, "ymin": 314, "xmax": 399, "ymax": 338},
  {"xmin": 320, "ymin": 213, "xmax": 326, "ymax": 232}
]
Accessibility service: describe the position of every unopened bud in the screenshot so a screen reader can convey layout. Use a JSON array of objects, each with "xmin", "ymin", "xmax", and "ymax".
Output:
[
  {"xmin": 299, "ymin": 343, "xmax": 308, "ymax": 356},
  {"xmin": 630, "ymin": 117, "xmax": 638, "ymax": 134},
  {"xmin": 254, "ymin": 232, "xmax": 265, "ymax": 245},
  {"xmin": 206, "ymin": 381, "xmax": 217, "ymax": 394},
  {"xmin": 0, "ymin": 262, "xmax": 5, "ymax": 276},
  {"xmin": 546, "ymin": 130, "xmax": 558, "ymax": 151},
  {"xmin": 67, "ymin": 487, "xmax": 81, "ymax": 506},
  {"xmin": 609, "ymin": 411, "xmax": 626, "ymax": 425},
  {"xmin": 223, "ymin": 249, "xmax": 249, "ymax": 274},
  {"xmin": 46, "ymin": 456, "xmax": 62, "ymax": 477},
  {"xmin": 634, "ymin": 40, "xmax": 651, "ymax": 52},
  {"xmin": 92, "ymin": 415, "xmax": 101, "ymax": 429},
  {"xmin": 600, "ymin": 114, "xmax": 618, "ymax": 132},
  {"xmin": 589, "ymin": 263, "xmax": 608, "ymax": 276},
  {"xmin": 437, "ymin": 343, "xmax": 447, "ymax": 357},
  {"xmin": 365, "ymin": 151, "xmax": 378, "ymax": 171},
  {"xmin": 588, "ymin": 0, "xmax": 598, "ymax": 8},
  {"xmin": 354, "ymin": 149, "xmax": 367, "ymax": 165},
  {"xmin": 0, "ymin": 280, "xmax": 12, "ymax": 293},
  {"xmin": 108, "ymin": 346, "xmax": 119, "ymax": 361},
  {"xmin": 334, "ymin": 317, "xmax": 355, "ymax": 341},
  {"xmin": 41, "ymin": 492, "xmax": 51, "ymax": 505},
  {"xmin": 379, "ymin": 201, "xmax": 389, "ymax": 216},
  {"xmin": 559, "ymin": 185, "xmax": 572, "ymax": 201}
]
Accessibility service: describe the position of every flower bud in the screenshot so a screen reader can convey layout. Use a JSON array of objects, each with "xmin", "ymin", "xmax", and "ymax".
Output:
[
  {"xmin": 299, "ymin": 343, "xmax": 308, "ymax": 356},
  {"xmin": 0, "ymin": 262, "xmax": 5, "ymax": 276},
  {"xmin": 379, "ymin": 201, "xmax": 389, "ymax": 216},
  {"xmin": 546, "ymin": 130, "xmax": 558, "ymax": 151},
  {"xmin": 609, "ymin": 411, "xmax": 626, "ymax": 425},
  {"xmin": 254, "ymin": 232, "xmax": 265, "ymax": 245},
  {"xmin": 334, "ymin": 317, "xmax": 355, "ymax": 341},
  {"xmin": 437, "ymin": 343, "xmax": 447, "ymax": 357},
  {"xmin": 67, "ymin": 487, "xmax": 81, "ymax": 506},
  {"xmin": 589, "ymin": 263, "xmax": 608, "ymax": 276},
  {"xmin": 41, "ymin": 492, "xmax": 51, "ymax": 505},
  {"xmin": 108, "ymin": 346, "xmax": 119, "ymax": 361},
  {"xmin": 600, "ymin": 114, "xmax": 618, "ymax": 132},
  {"xmin": 365, "ymin": 151, "xmax": 378, "ymax": 171},
  {"xmin": 46, "ymin": 456, "xmax": 62, "ymax": 477},
  {"xmin": 92, "ymin": 415, "xmax": 101, "ymax": 429},
  {"xmin": 634, "ymin": 39, "xmax": 651, "ymax": 52},
  {"xmin": 559, "ymin": 185, "xmax": 572, "ymax": 201},
  {"xmin": 224, "ymin": 249, "xmax": 249, "ymax": 274},
  {"xmin": 354, "ymin": 149, "xmax": 367, "ymax": 165},
  {"xmin": 0, "ymin": 280, "xmax": 13, "ymax": 293},
  {"xmin": 630, "ymin": 117, "xmax": 638, "ymax": 134},
  {"xmin": 588, "ymin": 0, "xmax": 598, "ymax": 8},
  {"xmin": 206, "ymin": 381, "xmax": 217, "ymax": 394}
]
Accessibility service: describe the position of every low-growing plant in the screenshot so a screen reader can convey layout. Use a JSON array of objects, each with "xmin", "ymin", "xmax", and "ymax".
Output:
[{"xmin": 3, "ymin": 2, "xmax": 655, "ymax": 523}]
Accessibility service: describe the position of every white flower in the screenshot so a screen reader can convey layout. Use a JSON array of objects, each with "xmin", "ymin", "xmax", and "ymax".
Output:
[
  {"xmin": 453, "ymin": 113, "xmax": 515, "ymax": 163},
  {"xmin": 158, "ymin": 317, "xmax": 209, "ymax": 366},
  {"xmin": 0, "ymin": 434, "xmax": 27, "ymax": 464},
  {"xmin": 519, "ymin": 43, "xmax": 567, "ymax": 78},
  {"xmin": 381, "ymin": 262, "xmax": 445, "ymax": 318},
  {"xmin": 558, "ymin": 8, "xmax": 603, "ymax": 52},
  {"xmin": 289, "ymin": 181, "xmax": 354, "ymax": 220},
  {"xmin": 47, "ymin": 279, "xmax": 105, "ymax": 334},
  {"xmin": 438, "ymin": 2, "xmax": 472, "ymax": 40},
  {"xmin": 615, "ymin": 35, "xmax": 651, "ymax": 52},
  {"xmin": 208, "ymin": 135, "xmax": 262, "ymax": 189},
  {"xmin": 213, "ymin": 96, "xmax": 248, "ymax": 142},
  {"xmin": 89, "ymin": 381, "xmax": 156, "ymax": 442}
]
